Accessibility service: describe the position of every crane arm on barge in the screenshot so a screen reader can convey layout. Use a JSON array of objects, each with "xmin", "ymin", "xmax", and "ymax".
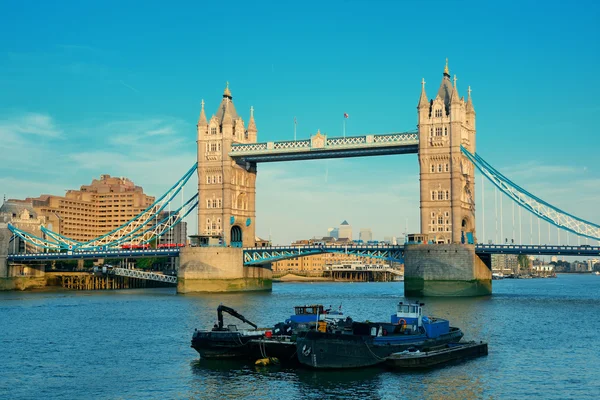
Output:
[{"xmin": 216, "ymin": 305, "xmax": 258, "ymax": 330}]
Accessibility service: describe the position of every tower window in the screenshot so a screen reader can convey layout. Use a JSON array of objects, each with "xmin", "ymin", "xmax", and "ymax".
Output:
[
  {"xmin": 444, "ymin": 211, "xmax": 449, "ymax": 217},
  {"xmin": 435, "ymin": 109, "xmax": 442, "ymax": 118},
  {"xmin": 211, "ymin": 127, "xmax": 217, "ymax": 135},
  {"xmin": 218, "ymin": 175, "xmax": 222, "ymax": 184},
  {"xmin": 444, "ymin": 127, "xmax": 448, "ymax": 136},
  {"xmin": 445, "ymin": 190, "xmax": 450, "ymax": 200},
  {"xmin": 438, "ymin": 216, "xmax": 443, "ymax": 225},
  {"xmin": 438, "ymin": 191, "xmax": 443, "ymax": 200},
  {"xmin": 431, "ymin": 164, "xmax": 435, "ymax": 173},
  {"xmin": 445, "ymin": 163, "xmax": 449, "ymax": 172},
  {"xmin": 206, "ymin": 199, "xmax": 211, "ymax": 208},
  {"xmin": 431, "ymin": 191, "xmax": 436, "ymax": 201},
  {"xmin": 438, "ymin": 164, "xmax": 442, "ymax": 173},
  {"xmin": 206, "ymin": 176, "xmax": 211, "ymax": 184},
  {"xmin": 430, "ymin": 127, "xmax": 433, "ymax": 137},
  {"xmin": 436, "ymin": 127, "xmax": 442, "ymax": 136},
  {"xmin": 431, "ymin": 212, "xmax": 435, "ymax": 218}
]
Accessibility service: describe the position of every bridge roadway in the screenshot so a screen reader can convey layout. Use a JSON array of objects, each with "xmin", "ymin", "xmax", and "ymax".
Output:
[{"xmin": 6, "ymin": 244, "xmax": 600, "ymax": 263}]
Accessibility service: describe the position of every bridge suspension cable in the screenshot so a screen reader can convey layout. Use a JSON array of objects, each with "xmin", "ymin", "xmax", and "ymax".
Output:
[
  {"xmin": 462, "ymin": 146, "xmax": 600, "ymax": 242},
  {"xmin": 8, "ymin": 164, "xmax": 198, "ymax": 252},
  {"xmin": 40, "ymin": 163, "xmax": 198, "ymax": 250}
]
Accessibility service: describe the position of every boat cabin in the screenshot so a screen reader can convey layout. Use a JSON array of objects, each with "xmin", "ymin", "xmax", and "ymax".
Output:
[{"xmin": 391, "ymin": 302, "xmax": 423, "ymax": 331}]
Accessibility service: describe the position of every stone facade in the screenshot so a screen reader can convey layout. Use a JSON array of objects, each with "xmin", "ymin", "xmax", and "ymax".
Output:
[
  {"xmin": 196, "ymin": 84, "xmax": 257, "ymax": 247},
  {"xmin": 418, "ymin": 60, "xmax": 476, "ymax": 244}
]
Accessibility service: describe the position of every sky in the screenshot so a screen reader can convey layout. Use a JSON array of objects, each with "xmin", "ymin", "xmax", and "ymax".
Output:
[{"xmin": 1, "ymin": 0, "xmax": 599, "ymax": 246}]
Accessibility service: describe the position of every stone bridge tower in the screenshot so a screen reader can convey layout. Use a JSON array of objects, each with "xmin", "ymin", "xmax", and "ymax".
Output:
[
  {"xmin": 196, "ymin": 83, "xmax": 257, "ymax": 247},
  {"xmin": 417, "ymin": 60, "xmax": 476, "ymax": 244}
]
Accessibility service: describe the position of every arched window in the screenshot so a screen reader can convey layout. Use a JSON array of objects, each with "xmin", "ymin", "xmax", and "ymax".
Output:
[
  {"xmin": 212, "ymin": 199, "xmax": 217, "ymax": 208},
  {"xmin": 217, "ymin": 199, "xmax": 222, "ymax": 208},
  {"xmin": 445, "ymin": 190, "xmax": 449, "ymax": 200},
  {"xmin": 429, "ymin": 127, "xmax": 433, "ymax": 137},
  {"xmin": 206, "ymin": 218, "xmax": 211, "ymax": 230},
  {"xmin": 206, "ymin": 176, "xmax": 211, "ymax": 184},
  {"xmin": 438, "ymin": 164, "xmax": 442, "ymax": 173},
  {"xmin": 206, "ymin": 199, "xmax": 211, "ymax": 208},
  {"xmin": 445, "ymin": 163, "xmax": 449, "ymax": 172},
  {"xmin": 218, "ymin": 175, "xmax": 222, "ymax": 184},
  {"xmin": 431, "ymin": 164, "xmax": 435, "ymax": 173},
  {"xmin": 444, "ymin": 127, "xmax": 448, "ymax": 136},
  {"xmin": 431, "ymin": 212, "xmax": 435, "ymax": 218},
  {"xmin": 438, "ymin": 216, "xmax": 443, "ymax": 225},
  {"xmin": 431, "ymin": 191, "xmax": 436, "ymax": 201},
  {"xmin": 212, "ymin": 176, "xmax": 216, "ymax": 184},
  {"xmin": 444, "ymin": 211, "xmax": 449, "ymax": 217},
  {"xmin": 438, "ymin": 191, "xmax": 443, "ymax": 200},
  {"xmin": 210, "ymin": 127, "xmax": 217, "ymax": 135}
]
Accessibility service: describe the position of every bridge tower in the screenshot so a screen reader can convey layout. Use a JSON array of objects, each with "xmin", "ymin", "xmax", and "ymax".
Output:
[
  {"xmin": 196, "ymin": 83, "xmax": 257, "ymax": 248},
  {"xmin": 417, "ymin": 60, "xmax": 476, "ymax": 244},
  {"xmin": 178, "ymin": 83, "xmax": 270, "ymax": 294}
]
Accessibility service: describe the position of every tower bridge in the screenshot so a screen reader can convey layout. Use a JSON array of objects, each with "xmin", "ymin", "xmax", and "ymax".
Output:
[{"xmin": 3, "ymin": 61, "xmax": 600, "ymax": 295}]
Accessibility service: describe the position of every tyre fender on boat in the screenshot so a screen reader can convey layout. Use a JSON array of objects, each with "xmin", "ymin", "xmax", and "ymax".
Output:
[{"xmin": 397, "ymin": 318, "xmax": 407, "ymax": 332}]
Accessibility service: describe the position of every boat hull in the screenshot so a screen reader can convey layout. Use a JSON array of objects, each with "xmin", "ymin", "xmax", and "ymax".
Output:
[
  {"xmin": 296, "ymin": 328, "xmax": 464, "ymax": 369},
  {"xmin": 385, "ymin": 341, "xmax": 488, "ymax": 369},
  {"xmin": 191, "ymin": 330, "xmax": 263, "ymax": 359}
]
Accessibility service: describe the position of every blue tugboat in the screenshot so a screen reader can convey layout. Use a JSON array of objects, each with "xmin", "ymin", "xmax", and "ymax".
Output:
[{"xmin": 296, "ymin": 301, "xmax": 464, "ymax": 369}]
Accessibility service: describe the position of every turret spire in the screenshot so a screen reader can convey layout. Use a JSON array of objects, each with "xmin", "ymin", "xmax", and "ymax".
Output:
[
  {"xmin": 444, "ymin": 58, "xmax": 450, "ymax": 76},
  {"xmin": 248, "ymin": 105, "xmax": 257, "ymax": 132},
  {"xmin": 418, "ymin": 78, "xmax": 428, "ymax": 108},
  {"xmin": 466, "ymin": 86, "xmax": 474, "ymax": 112},
  {"xmin": 197, "ymin": 99, "xmax": 207, "ymax": 125},
  {"xmin": 450, "ymin": 75, "xmax": 460, "ymax": 104},
  {"xmin": 223, "ymin": 81, "xmax": 232, "ymax": 99}
]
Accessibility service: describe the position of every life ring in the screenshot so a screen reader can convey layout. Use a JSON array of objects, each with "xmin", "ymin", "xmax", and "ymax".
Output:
[{"xmin": 397, "ymin": 319, "xmax": 407, "ymax": 332}]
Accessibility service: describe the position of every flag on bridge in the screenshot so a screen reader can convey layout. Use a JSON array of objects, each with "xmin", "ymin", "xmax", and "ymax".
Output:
[{"xmin": 344, "ymin": 113, "xmax": 349, "ymax": 118}]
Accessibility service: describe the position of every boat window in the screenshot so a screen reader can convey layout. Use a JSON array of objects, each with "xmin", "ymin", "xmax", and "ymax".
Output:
[
  {"xmin": 402, "ymin": 305, "xmax": 409, "ymax": 313},
  {"xmin": 410, "ymin": 306, "xmax": 417, "ymax": 313}
]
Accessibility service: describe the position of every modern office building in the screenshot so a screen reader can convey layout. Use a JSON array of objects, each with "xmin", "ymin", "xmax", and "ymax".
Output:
[
  {"xmin": 359, "ymin": 228, "xmax": 373, "ymax": 242},
  {"xmin": 338, "ymin": 220, "xmax": 352, "ymax": 240}
]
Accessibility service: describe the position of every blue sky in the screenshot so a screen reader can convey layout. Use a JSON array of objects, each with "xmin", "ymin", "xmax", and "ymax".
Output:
[{"xmin": 1, "ymin": 0, "xmax": 599, "ymax": 246}]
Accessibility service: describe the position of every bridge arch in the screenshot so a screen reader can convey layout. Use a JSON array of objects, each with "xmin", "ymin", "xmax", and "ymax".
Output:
[{"xmin": 230, "ymin": 225, "xmax": 243, "ymax": 248}]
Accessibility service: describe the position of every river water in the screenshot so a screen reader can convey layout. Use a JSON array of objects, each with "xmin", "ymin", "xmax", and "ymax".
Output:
[{"xmin": 1, "ymin": 274, "xmax": 599, "ymax": 399}]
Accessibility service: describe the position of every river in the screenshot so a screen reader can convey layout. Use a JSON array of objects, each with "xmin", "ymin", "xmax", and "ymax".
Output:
[{"xmin": 1, "ymin": 274, "xmax": 599, "ymax": 399}]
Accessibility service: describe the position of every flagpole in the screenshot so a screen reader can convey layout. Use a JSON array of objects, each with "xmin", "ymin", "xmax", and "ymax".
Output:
[
  {"xmin": 294, "ymin": 117, "xmax": 297, "ymax": 141},
  {"xmin": 343, "ymin": 118, "xmax": 346, "ymax": 138}
]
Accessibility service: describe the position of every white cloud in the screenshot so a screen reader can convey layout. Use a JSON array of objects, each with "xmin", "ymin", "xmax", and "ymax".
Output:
[{"xmin": 0, "ymin": 112, "xmax": 63, "ymax": 139}]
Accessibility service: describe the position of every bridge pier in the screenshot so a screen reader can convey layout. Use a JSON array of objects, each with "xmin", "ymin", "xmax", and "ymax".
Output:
[
  {"xmin": 0, "ymin": 222, "xmax": 46, "ymax": 291},
  {"xmin": 404, "ymin": 244, "xmax": 491, "ymax": 297},
  {"xmin": 177, "ymin": 247, "xmax": 272, "ymax": 293}
]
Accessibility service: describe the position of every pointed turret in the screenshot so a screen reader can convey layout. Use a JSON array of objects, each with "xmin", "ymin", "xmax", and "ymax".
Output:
[
  {"xmin": 466, "ymin": 86, "xmax": 475, "ymax": 112},
  {"xmin": 418, "ymin": 78, "xmax": 429, "ymax": 109},
  {"xmin": 450, "ymin": 75, "xmax": 460, "ymax": 104},
  {"xmin": 197, "ymin": 99, "xmax": 208, "ymax": 126},
  {"xmin": 247, "ymin": 106, "xmax": 257, "ymax": 131},
  {"xmin": 247, "ymin": 106, "xmax": 257, "ymax": 142},
  {"xmin": 437, "ymin": 58, "xmax": 453, "ymax": 112}
]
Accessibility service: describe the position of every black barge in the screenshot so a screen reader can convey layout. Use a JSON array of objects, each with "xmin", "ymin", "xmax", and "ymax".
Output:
[{"xmin": 385, "ymin": 341, "xmax": 488, "ymax": 369}]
